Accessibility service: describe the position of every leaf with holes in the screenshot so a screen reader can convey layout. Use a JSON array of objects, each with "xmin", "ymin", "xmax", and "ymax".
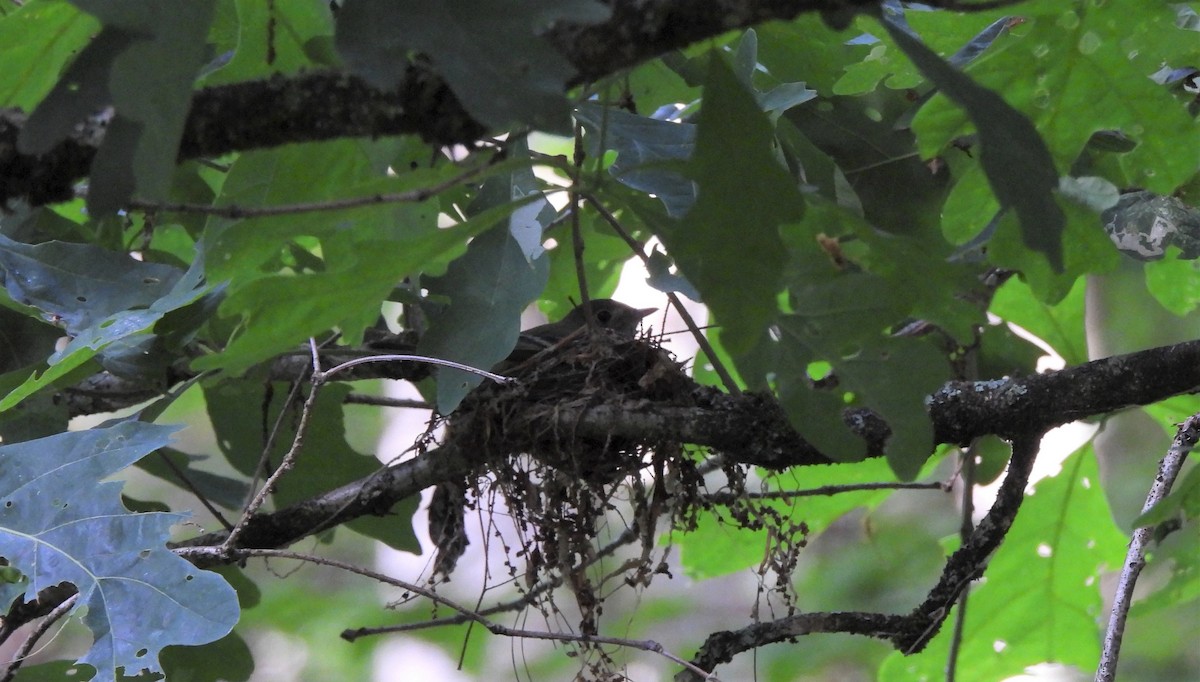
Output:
[
  {"xmin": 0, "ymin": 237, "xmax": 211, "ymax": 411},
  {"xmin": 0, "ymin": 421, "xmax": 239, "ymax": 682}
]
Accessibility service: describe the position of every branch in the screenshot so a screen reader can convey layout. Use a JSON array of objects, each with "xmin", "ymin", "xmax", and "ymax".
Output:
[
  {"xmin": 176, "ymin": 443, "xmax": 470, "ymax": 564},
  {"xmin": 1, "ymin": 0, "xmax": 1013, "ymax": 208},
  {"xmin": 168, "ymin": 339, "xmax": 1200, "ymax": 567},
  {"xmin": 682, "ymin": 433, "xmax": 1042, "ymax": 678},
  {"xmin": 1095, "ymin": 413, "xmax": 1199, "ymax": 682}
]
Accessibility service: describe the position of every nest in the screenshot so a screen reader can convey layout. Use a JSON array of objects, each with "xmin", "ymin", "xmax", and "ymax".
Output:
[
  {"xmin": 434, "ymin": 330, "xmax": 706, "ymax": 627},
  {"xmin": 452, "ymin": 329, "xmax": 695, "ymax": 484}
]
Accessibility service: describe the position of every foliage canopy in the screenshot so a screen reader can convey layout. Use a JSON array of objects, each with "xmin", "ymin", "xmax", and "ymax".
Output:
[{"xmin": 0, "ymin": 0, "xmax": 1197, "ymax": 680}]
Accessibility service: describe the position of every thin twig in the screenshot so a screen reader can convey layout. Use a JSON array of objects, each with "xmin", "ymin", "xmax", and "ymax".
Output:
[
  {"xmin": 946, "ymin": 439, "xmax": 978, "ymax": 681},
  {"xmin": 154, "ymin": 449, "xmax": 236, "ymax": 531},
  {"xmin": 570, "ymin": 120, "xmax": 595, "ymax": 329},
  {"xmin": 344, "ymin": 393, "xmax": 432, "ymax": 410},
  {"xmin": 224, "ymin": 339, "xmax": 324, "ymax": 550},
  {"xmin": 320, "ymin": 353, "xmax": 510, "ymax": 384},
  {"xmin": 128, "ymin": 159, "xmax": 498, "ymax": 218},
  {"xmin": 703, "ymin": 480, "xmax": 944, "ymax": 504},
  {"xmin": 240, "ymin": 357, "xmax": 310, "ymax": 511},
  {"xmin": 0, "ymin": 593, "xmax": 78, "ymax": 682},
  {"xmin": 927, "ymin": 0, "xmax": 1027, "ymax": 10},
  {"xmin": 376, "ymin": 526, "xmax": 643, "ymax": 636},
  {"xmin": 177, "ymin": 546, "xmax": 713, "ymax": 680},
  {"xmin": 581, "ymin": 191, "xmax": 742, "ymax": 395},
  {"xmin": 1095, "ymin": 413, "xmax": 1199, "ymax": 682}
]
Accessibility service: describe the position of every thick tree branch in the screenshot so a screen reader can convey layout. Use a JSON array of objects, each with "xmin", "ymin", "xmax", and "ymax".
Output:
[
  {"xmin": 1, "ymin": 0, "xmax": 1008, "ymax": 208},
  {"xmin": 170, "ymin": 339, "xmax": 1200, "ymax": 561}
]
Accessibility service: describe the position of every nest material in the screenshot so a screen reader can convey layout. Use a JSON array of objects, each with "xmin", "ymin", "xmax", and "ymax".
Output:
[{"xmin": 453, "ymin": 329, "xmax": 693, "ymax": 483}]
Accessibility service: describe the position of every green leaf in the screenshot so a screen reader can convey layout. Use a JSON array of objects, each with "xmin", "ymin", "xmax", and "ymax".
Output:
[
  {"xmin": 880, "ymin": 445, "xmax": 1125, "ymax": 681},
  {"xmin": 202, "ymin": 0, "xmax": 336, "ymax": 85},
  {"xmin": 989, "ymin": 273, "xmax": 1087, "ymax": 366},
  {"xmin": 419, "ymin": 224, "xmax": 550, "ymax": 413},
  {"xmin": 778, "ymin": 309, "xmax": 948, "ymax": 479},
  {"xmin": 1145, "ymin": 250, "xmax": 1200, "ymax": 316},
  {"xmin": 193, "ymin": 142, "xmax": 476, "ymax": 375},
  {"xmin": 575, "ymin": 103, "xmax": 697, "ymax": 218},
  {"xmin": 664, "ymin": 55, "xmax": 805, "ymax": 356},
  {"xmin": 0, "ymin": 241, "xmax": 210, "ymax": 410},
  {"xmin": 0, "ymin": 421, "xmax": 239, "ymax": 682},
  {"xmin": 913, "ymin": 1, "xmax": 1198, "ymax": 195},
  {"xmin": 21, "ymin": 0, "xmax": 217, "ymax": 214},
  {"xmin": 755, "ymin": 15, "xmax": 860, "ymax": 94},
  {"xmin": 0, "ymin": 1, "xmax": 98, "ymax": 110},
  {"xmin": 989, "ymin": 199, "xmax": 1117, "ymax": 304},
  {"xmin": 882, "ymin": 13, "xmax": 1065, "ymax": 272},
  {"xmin": 335, "ymin": 0, "xmax": 609, "ymax": 132}
]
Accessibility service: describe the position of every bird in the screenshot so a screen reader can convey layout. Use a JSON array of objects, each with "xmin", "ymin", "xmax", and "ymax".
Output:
[{"xmin": 499, "ymin": 299, "xmax": 656, "ymax": 370}]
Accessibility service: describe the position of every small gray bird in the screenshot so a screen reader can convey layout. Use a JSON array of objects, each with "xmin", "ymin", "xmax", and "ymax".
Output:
[{"xmin": 500, "ymin": 299, "xmax": 656, "ymax": 369}]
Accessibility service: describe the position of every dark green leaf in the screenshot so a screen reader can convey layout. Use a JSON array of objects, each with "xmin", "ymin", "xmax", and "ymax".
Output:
[
  {"xmin": 882, "ymin": 14, "xmax": 1065, "ymax": 271},
  {"xmin": 575, "ymin": 103, "xmax": 697, "ymax": 218},
  {"xmin": 0, "ymin": 242, "xmax": 210, "ymax": 409},
  {"xmin": 664, "ymin": 56, "xmax": 805, "ymax": 356},
  {"xmin": 137, "ymin": 448, "xmax": 250, "ymax": 511},
  {"xmin": 419, "ymin": 225, "xmax": 550, "ymax": 413},
  {"xmin": 0, "ymin": 234, "xmax": 183, "ymax": 336},
  {"xmin": 22, "ymin": 1, "xmax": 216, "ymax": 214},
  {"xmin": 159, "ymin": 631, "xmax": 254, "ymax": 682},
  {"xmin": 336, "ymin": 0, "xmax": 608, "ymax": 132},
  {"xmin": 645, "ymin": 248, "xmax": 700, "ymax": 301}
]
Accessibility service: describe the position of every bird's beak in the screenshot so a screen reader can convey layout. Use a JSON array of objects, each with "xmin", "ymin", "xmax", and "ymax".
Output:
[{"xmin": 635, "ymin": 307, "xmax": 656, "ymax": 320}]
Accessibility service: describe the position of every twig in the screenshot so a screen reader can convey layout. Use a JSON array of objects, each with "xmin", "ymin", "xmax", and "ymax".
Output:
[
  {"xmin": 177, "ymin": 546, "xmax": 714, "ymax": 680},
  {"xmin": 703, "ymin": 480, "xmax": 944, "ymax": 504},
  {"xmin": 223, "ymin": 339, "xmax": 324, "ymax": 550},
  {"xmin": 128, "ymin": 158, "xmax": 497, "ymax": 218},
  {"xmin": 154, "ymin": 449, "xmax": 236, "ymax": 531},
  {"xmin": 320, "ymin": 353, "xmax": 510, "ymax": 384},
  {"xmin": 344, "ymin": 393, "xmax": 432, "ymax": 410},
  {"xmin": 1095, "ymin": 413, "xmax": 1200, "ymax": 682},
  {"xmin": 0, "ymin": 593, "xmax": 78, "ymax": 682},
  {"xmin": 571, "ymin": 119, "xmax": 595, "ymax": 328},
  {"xmin": 581, "ymin": 191, "xmax": 742, "ymax": 395},
  {"xmin": 239, "ymin": 354, "xmax": 311, "ymax": 511},
  {"xmin": 926, "ymin": 0, "xmax": 1027, "ymax": 10},
  {"xmin": 685, "ymin": 433, "xmax": 1044, "ymax": 676},
  {"xmin": 946, "ymin": 439, "xmax": 979, "ymax": 681},
  {"xmin": 377, "ymin": 526, "xmax": 645, "ymax": 637}
]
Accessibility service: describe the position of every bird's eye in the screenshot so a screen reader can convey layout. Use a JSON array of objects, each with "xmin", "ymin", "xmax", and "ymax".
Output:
[{"xmin": 597, "ymin": 310, "xmax": 612, "ymax": 324}]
